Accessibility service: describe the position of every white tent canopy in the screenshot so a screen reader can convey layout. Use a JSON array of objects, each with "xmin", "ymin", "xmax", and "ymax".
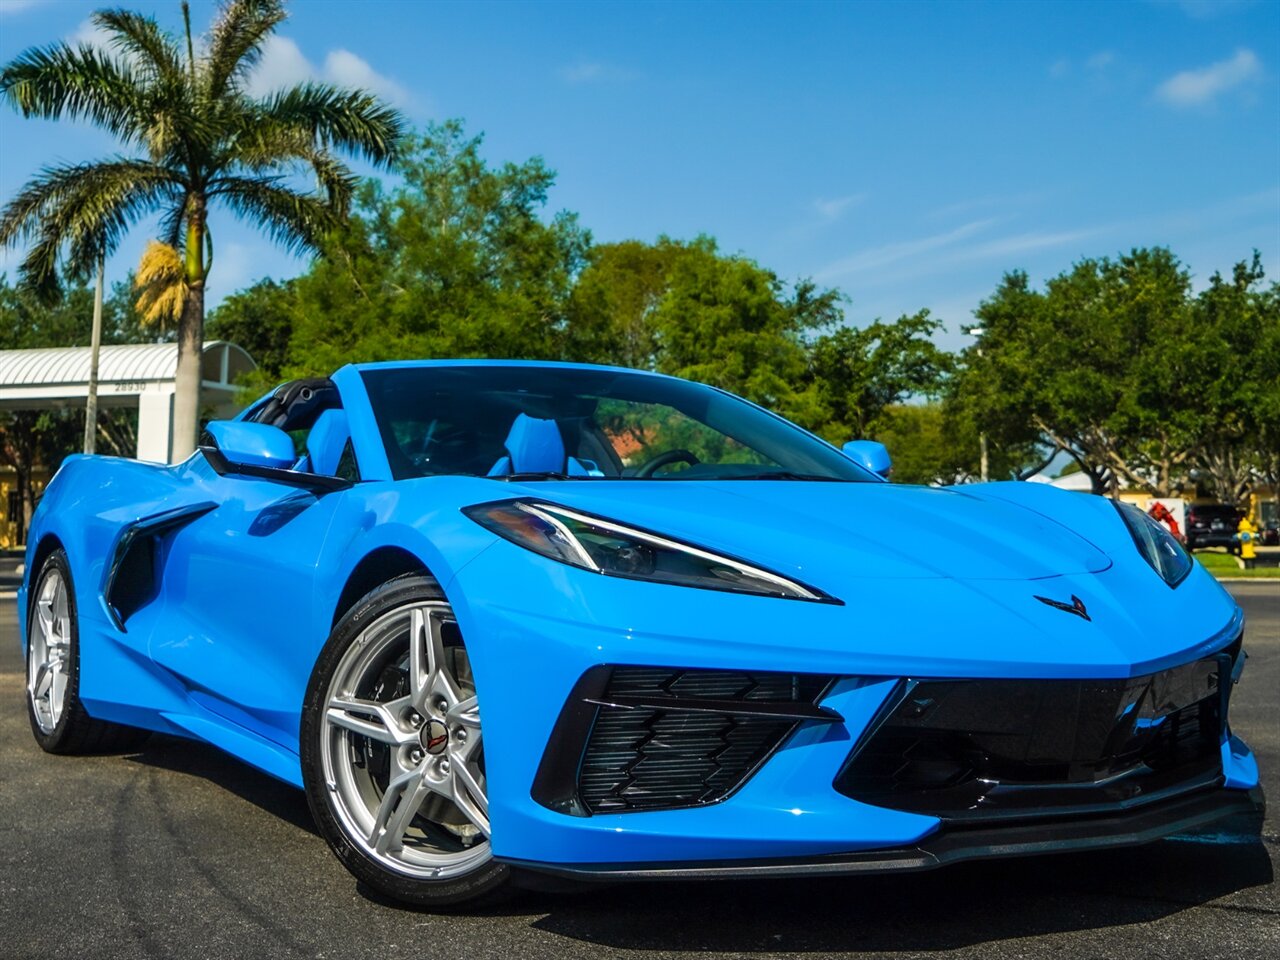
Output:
[{"xmin": 0, "ymin": 341, "xmax": 255, "ymax": 463}]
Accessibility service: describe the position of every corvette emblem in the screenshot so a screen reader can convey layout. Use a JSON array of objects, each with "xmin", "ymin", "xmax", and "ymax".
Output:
[
  {"xmin": 1035, "ymin": 594, "xmax": 1091, "ymax": 621},
  {"xmin": 421, "ymin": 718, "xmax": 449, "ymax": 755}
]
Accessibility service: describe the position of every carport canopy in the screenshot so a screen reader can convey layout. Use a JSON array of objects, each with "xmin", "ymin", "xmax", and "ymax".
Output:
[{"xmin": 0, "ymin": 341, "xmax": 256, "ymax": 463}]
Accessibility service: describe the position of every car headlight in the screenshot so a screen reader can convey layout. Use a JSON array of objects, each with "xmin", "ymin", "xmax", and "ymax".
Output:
[
  {"xmin": 463, "ymin": 499, "xmax": 837, "ymax": 603},
  {"xmin": 1113, "ymin": 501, "xmax": 1193, "ymax": 587}
]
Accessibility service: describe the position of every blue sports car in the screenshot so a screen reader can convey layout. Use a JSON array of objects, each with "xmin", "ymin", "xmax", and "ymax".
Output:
[{"xmin": 20, "ymin": 360, "xmax": 1263, "ymax": 907}]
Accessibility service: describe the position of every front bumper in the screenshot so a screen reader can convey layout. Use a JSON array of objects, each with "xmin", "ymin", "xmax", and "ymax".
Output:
[
  {"xmin": 447, "ymin": 539, "xmax": 1259, "ymax": 870},
  {"xmin": 502, "ymin": 784, "xmax": 1266, "ymax": 881}
]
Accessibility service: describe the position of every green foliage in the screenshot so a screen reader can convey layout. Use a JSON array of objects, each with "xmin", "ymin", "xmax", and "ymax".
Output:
[
  {"xmin": 206, "ymin": 277, "xmax": 296, "ymax": 389},
  {"xmin": 564, "ymin": 238, "xmax": 684, "ymax": 369},
  {"xmin": 268, "ymin": 121, "xmax": 589, "ymax": 379},
  {"xmin": 959, "ymin": 247, "xmax": 1279, "ymax": 500},
  {"xmin": 0, "ymin": 270, "xmax": 171, "ymax": 349},
  {"xmin": 805, "ymin": 310, "xmax": 953, "ymax": 443}
]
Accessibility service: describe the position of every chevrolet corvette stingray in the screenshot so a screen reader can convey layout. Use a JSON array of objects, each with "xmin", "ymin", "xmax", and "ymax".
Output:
[{"xmin": 19, "ymin": 361, "xmax": 1263, "ymax": 907}]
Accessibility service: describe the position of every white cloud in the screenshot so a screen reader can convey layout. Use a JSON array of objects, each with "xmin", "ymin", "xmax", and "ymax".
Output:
[
  {"xmin": 1049, "ymin": 58, "xmax": 1071, "ymax": 78},
  {"xmin": 954, "ymin": 228, "xmax": 1102, "ymax": 262},
  {"xmin": 813, "ymin": 194, "xmax": 865, "ymax": 221},
  {"xmin": 557, "ymin": 61, "xmax": 636, "ymax": 84},
  {"xmin": 1162, "ymin": 0, "xmax": 1255, "ymax": 19},
  {"xmin": 816, "ymin": 219, "xmax": 997, "ymax": 281},
  {"xmin": 1085, "ymin": 51, "xmax": 1115, "ymax": 71},
  {"xmin": 246, "ymin": 35, "xmax": 313, "ymax": 93},
  {"xmin": 1156, "ymin": 48, "xmax": 1263, "ymax": 107},
  {"xmin": 0, "ymin": 0, "xmax": 51, "ymax": 16},
  {"xmin": 560, "ymin": 62, "xmax": 604, "ymax": 84},
  {"xmin": 247, "ymin": 35, "xmax": 413, "ymax": 108},
  {"xmin": 67, "ymin": 17, "xmax": 115, "ymax": 53},
  {"xmin": 323, "ymin": 49, "xmax": 410, "ymax": 106}
]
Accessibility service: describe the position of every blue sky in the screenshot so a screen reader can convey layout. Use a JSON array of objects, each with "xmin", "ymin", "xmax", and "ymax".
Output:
[{"xmin": 1, "ymin": 0, "xmax": 1277, "ymax": 349}]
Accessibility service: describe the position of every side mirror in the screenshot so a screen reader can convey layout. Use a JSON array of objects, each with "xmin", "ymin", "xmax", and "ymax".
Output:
[
  {"xmin": 842, "ymin": 439, "xmax": 892, "ymax": 480},
  {"xmin": 200, "ymin": 420, "xmax": 352, "ymax": 493},
  {"xmin": 203, "ymin": 421, "xmax": 296, "ymax": 470}
]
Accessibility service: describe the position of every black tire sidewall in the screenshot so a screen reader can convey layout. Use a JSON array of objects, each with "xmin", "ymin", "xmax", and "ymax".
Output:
[
  {"xmin": 300, "ymin": 574, "xmax": 510, "ymax": 908},
  {"xmin": 25, "ymin": 550, "xmax": 81, "ymax": 750}
]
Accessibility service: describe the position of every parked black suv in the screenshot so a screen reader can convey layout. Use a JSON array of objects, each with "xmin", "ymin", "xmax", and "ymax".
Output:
[{"xmin": 1184, "ymin": 504, "xmax": 1241, "ymax": 552}]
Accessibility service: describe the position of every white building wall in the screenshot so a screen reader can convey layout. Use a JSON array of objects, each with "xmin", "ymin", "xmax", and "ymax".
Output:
[{"xmin": 136, "ymin": 390, "xmax": 175, "ymax": 464}]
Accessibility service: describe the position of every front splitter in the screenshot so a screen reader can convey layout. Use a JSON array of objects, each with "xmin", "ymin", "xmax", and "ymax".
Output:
[{"xmin": 500, "ymin": 785, "xmax": 1265, "ymax": 882}]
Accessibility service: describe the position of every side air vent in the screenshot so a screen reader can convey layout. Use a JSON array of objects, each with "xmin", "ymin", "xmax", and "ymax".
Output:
[
  {"xmin": 532, "ymin": 666, "xmax": 836, "ymax": 817},
  {"xmin": 104, "ymin": 502, "xmax": 218, "ymax": 630}
]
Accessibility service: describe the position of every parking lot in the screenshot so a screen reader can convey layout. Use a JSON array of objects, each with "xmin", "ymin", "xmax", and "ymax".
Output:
[{"xmin": 1, "ymin": 583, "xmax": 1276, "ymax": 960}]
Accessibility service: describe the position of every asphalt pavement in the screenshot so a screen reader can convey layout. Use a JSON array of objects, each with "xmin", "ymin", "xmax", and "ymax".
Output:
[{"xmin": 1, "ymin": 584, "xmax": 1277, "ymax": 960}]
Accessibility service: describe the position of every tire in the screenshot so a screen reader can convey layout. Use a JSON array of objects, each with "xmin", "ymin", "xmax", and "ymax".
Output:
[
  {"xmin": 301, "ymin": 574, "xmax": 511, "ymax": 909},
  {"xmin": 25, "ymin": 549, "xmax": 150, "ymax": 754}
]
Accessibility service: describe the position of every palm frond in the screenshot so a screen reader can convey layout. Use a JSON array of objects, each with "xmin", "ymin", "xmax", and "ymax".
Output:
[
  {"xmin": 134, "ymin": 239, "xmax": 188, "ymax": 328},
  {"xmin": 0, "ymin": 159, "xmax": 183, "ymax": 298},
  {"xmin": 210, "ymin": 177, "xmax": 338, "ymax": 256},
  {"xmin": 91, "ymin": 8, "xmax": 184, "ymax": 82},
  {"xmin": 215, "ymin": 121, "xmax": 358, "ymax": 214},
  {"xmin": 257, "ymin": 83, "xmax": 405, "ymax": 167},
  {"xmin": 206, "ymin": 0, "xmax": 287, "ymax": 97},
  {"xmin": 0, "ymin": 43, "xmax": 143, "ymax": 142}
]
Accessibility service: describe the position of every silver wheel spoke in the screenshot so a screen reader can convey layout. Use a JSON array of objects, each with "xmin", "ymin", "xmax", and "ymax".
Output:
[
  {"xmin": 49, "ymin": 669, "xmax": 67, "ymax": 722},
  {"xmin": 326, "ymin": 696, "xmax": 415, "ymax": 745},
  {"xmin": 450, "ymin": 758, "xmax": 490, "ymax": 836},
  {"xmin": 370, "ymin": 769, "xmax": 432, "ymax": 855},
  {"xmin": 446, "ymin": 695, "xmax": 481, "ymax": 731},
  {"xmin": 52, "ymin": 587, "xmax": 69, "ymax": 641},
  {"xmin": 32, "ymin": 661, "xmax": 53, "ymax": 699},
  {"xmin": 36, "ymin": 599, "xmax": 54, "ymax": 644},
  {"xmin": 411, "ymin": 607, "xmax": 462, "ymax": 713}
]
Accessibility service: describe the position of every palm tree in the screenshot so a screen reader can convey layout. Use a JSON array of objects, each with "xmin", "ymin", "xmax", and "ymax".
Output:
[{"xmin": 0, "ymin": 0, "xmax": 404, "ymax": 459}]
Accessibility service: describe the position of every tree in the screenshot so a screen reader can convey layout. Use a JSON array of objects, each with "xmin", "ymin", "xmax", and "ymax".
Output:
[
  {"xmin": 564, "ymin": 239, "xmax": 685, "ymax": 369},
  {"xmin": 960, "ymin": 249, "xmax": 1200, "ymax": 496},
  {"xmin": 0, "ymin": 0, "xmax": 403, "ymax": 459},
  {"xmin": 206, "ymin": 277, "xmax": 297, "ymax": 389},
  {"xmin": 566, "ymin": 237, "xmax": 847, "ymax": 428},
  {"xmin": 954, "ymin": 247, "xmax": 1279, "ymax": 500},
  {"xmin": 646, "ymin": 239, "xmax": 841, "ymax": 425},
  {"xmin": 1186, "ymin": 254, "xmax": 1280, "ymax": 505},
  {"xmin": 265, "ymin": 121, "xmax": 590, "ymax": 380},
  {"xmin": 804, "ymin": 310, "xmax": 953, "ymax": 443}
]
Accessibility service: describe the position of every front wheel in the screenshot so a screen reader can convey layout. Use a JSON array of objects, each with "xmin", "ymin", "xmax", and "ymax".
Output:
[
  {"xmin": 301, "ymin": 575, "xmax": 509, "ymax": 908},
  {"xmin": 26, "ymin": 549, "xmax": 149, "ymax": 754}
]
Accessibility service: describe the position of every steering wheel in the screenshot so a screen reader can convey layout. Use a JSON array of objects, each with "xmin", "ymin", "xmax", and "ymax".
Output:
[{"xmin": 633, "ymin": 448, "xmax": 700, "ymax": 478}]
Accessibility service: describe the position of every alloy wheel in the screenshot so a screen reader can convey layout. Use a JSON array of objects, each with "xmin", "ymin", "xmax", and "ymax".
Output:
[
  {"xmin": 319, "ymin": 600, "xmax": 490, "ymax": 880},
  {"xmin": 28, "ymin": 566, "xmax": 71, "ymax": 734}
]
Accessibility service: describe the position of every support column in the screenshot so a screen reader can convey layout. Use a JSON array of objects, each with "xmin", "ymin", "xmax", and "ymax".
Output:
[{"xmin": 136, "ymin": 390, "xmax": 175, "ymax": 463}]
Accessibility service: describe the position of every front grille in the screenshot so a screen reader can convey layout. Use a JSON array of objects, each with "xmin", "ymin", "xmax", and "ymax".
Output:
[
  {"xmin": 533, "ymin": 667, "xmax": 832, "ymax": 816},
  {"xmin": 835, "ymin": 648, "xmax": 1236, "ymax": 823}
]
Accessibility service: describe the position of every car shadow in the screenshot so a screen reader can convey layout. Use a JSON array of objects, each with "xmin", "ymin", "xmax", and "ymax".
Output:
[
  {"xmin": 118, "ymin": 735, "xmax": 1274, "ymax": 954},
  {"xmin": 122, "ymin": 733, "xmax": 318, "ymax": 836},
  {"xmin": 516, "ymin": 834, "xmax": 1274, "ymax": 953}
]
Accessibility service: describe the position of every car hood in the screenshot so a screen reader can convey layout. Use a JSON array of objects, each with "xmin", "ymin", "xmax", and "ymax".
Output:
[{"xmin": 500, "ymin": 480, "xmax": 1112, "ymax": 586}]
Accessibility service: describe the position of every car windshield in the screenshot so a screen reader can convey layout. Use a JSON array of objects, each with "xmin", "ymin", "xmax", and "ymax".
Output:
[{"xmin": 360, "ymin": 365, "xmax": 873, "ymax": 482}]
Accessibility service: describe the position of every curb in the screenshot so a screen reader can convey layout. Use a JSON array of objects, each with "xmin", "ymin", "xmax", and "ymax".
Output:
[{"xmin": 1212, "ymin": 578, "xmax": 1280, "ymax": 584}]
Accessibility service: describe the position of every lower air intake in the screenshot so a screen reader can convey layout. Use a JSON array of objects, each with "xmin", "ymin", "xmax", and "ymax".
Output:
[
  {"xmin": 533, "ymin": 667, "xmax": 832, "ymax": 816},
  {"xmin": 835, "ymin": 646, "xmax": 1237, "ymax": 822}
]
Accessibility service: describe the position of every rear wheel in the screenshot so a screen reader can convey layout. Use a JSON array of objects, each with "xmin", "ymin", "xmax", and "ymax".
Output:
[
  {"xmin": 26, "ymin": 549, "xmax": 149, "ymax": 754},
  {"xmin": 301, "ymin": 575, "xmax": 509, "ymax": 908}
]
